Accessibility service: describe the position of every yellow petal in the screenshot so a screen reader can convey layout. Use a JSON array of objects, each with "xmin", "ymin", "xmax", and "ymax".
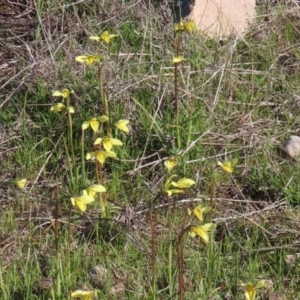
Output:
[
  {"xmin": 217, "ymin": 161, "xmax": 233, "ymax": 173},
  {"xmin": 86, "ymin": 184, "xmax": 106, "ymax": 197},
  {"xmin": 68, "ymin": 106, "xmax": 75, "ymax": 113},
  {"xmin": 184, "ymin": 21, "xmax": 195, "ymax": 31},
  {"xmin": 15, "ymin": 178, "xmax": 27, "ymax": 189},
  {"xmin": 189, "ymin": 223, "xmax": 216, "ymax": 243},
  {"xmin": 164, "ymin": 188, "xmax": 184, "ymax": 196},
  {"xmin": 52, "ymin": 91, "xmax": 63, "ymax": 97},
  {"xmin": 193, "ymin": 205, "xmax": 211, "ymax": 221},
  {"xmin": 94, "ymin": 137, "xmax": 102, "ymax": 145},
  {"xmin": 75, "ymin": 55, "xmax": 102, "ymax": 65},
  {"xmin": 71, "ymin": 290, "xmax": 95, "ymax": 299},
  {"xmin": 90, "ymin": 118, "xmax": 100, "ymax": 132},
  {"xmin": 217, "ymin": 158, "xmax": 238, "ymax": 174},
  {"xmin": 61, "ymin": 88, "xmax": 73, "ymax": 98},
  {"xmin": 102, "ymin": 138, "xmax": 113, "ymax": 152},
  {"xmin": 174, "ymin": 178, "xmax": 195, "ymax": 189},
  {"xmin": 100, "ymin": 31, "xmax": 118, "ymax": 44},
  {"xmin": 99, "ymin": 115, "xmax": 109, "ymax": 123},
  {"xmin": 174, "ymin": 20, "xmax": 185, "ymax": 31},
  {"xmin": 75, "ymin": 55, "xmax": 88, "ymax": 63},
  {"xmin": 115, "ymin": 119, "xmax": 130, "ymax": 133},
  {"xmin": 173, "ymin": 56, "xmax": 185, "ymax": 63},
  {"xmin": 86, "ymin": 152, "xmax": 95, "ymax": 160},
  {"xmin": 193, "ymin": 205, "xmax": 204, "ymax": 221},
  {"xmin": 75, "ymin": 199, "xmax": 87, "ymax": 212},
  {"xmin": 245, "ymin": 284, "xmax": 256, "ymax": 300},
  {"xmin": 94, "ymin": 150, "xmax": 114, "ymax": 164},
  {"xmin": 89, "ymin": 36, "xmax": 101, "ymax": 41},
  {"xmin": 82, "ymin": 121, "xmax": 90, "ymax": 130},
  {"xmin": 110, "ymin": 138, "xmax": 123, "ymax": 146},
  {"xmin": 164, "ymin": 157, "xmax": 177, "ymax": 171},
  {"xmin": 190, "ymin": 226, "xmax": 209, "ymax": 243},
  {"xmin": 51, "ymin": 103, "xmax": 66, "ymax": 113},
  {"xmin": 255, "ymin": 280, "xmax": 265, "ymax": 289},
  {"xmin": 80, "ymin": 190, "xmax": 95, "ymax": 203}
]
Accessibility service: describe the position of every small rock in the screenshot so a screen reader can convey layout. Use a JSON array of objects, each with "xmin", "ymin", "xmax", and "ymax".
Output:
[
  {"xmin": 283, "ymin": 135, "xmax": 300, "ymax": 158},
  {"xmin": 88, "ymin": 265, "xmax": 107, "ymax": 288},
  {"xmin": 110, "ymin": 280, "xmax": 125, "ymax": 297},
  {"xmin": 182, "ymin": 0, "xmax": 256, "ymax": 38},
  {"xmin": 268, "ymin": 291, "xmax": 286, "ymax": 300},
  {"xmin": 284, "ymin": 253, "xmax": 300, "ymax": 267}
]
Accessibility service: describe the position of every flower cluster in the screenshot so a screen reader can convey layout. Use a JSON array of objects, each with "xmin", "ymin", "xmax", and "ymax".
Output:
[
  {"xmin": 188, "ymin": 204, "xmax": 216, "ymax": 244},
  {"xmin": 163, "ymin": 175, "xmax": 195, "ymax": 197},
  {"xmin": 75, "ymin": 31, "xmax": 118, "ymax": 66},
  {"xmin": 71, "ymin": 184, "xmax": 106, "ymax": 213},
  {"xmin": 50, "ymin": 88, "xmax": 75, "ymax": 114},
  {"xmin": 83, "ymin": 116, "xmax": 129, "ymax": 165},
  {"xmin": 174, "ymin": 19, "xmax": 195, "ymax": 33}
]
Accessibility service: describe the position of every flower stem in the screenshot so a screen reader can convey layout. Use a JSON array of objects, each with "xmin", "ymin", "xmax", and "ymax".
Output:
[
  {"xmin": 174, "ymin": 36, "xmax": 181, "ymax": 149},
  {"xmin": 65, "ymin": 95, "xmax": 78, "ymax": 189},
  {"xmin": 98, "ymin": 61, "xmax": 111, "ymax": 135}
]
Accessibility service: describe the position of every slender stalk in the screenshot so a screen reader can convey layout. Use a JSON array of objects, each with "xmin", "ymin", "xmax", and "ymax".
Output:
[
  {"xmin": 167, "ymin": 194, "xmax": 173, "ymax": 297},
  {"xmin": 93, "ymin": 141, "xmax": 107, "ymax": 216},
  {"xmin": 174, "ymin": 36, "xmax": 181, "ymax": 148},
  {"xmin": 54, "ymin": 184, "xmax": 59, "ymax": 256},
  {"xmin": 97, "ymin": 61, "xmax": 109, "ymax": 217},
  {"xmin": 178, "ymin": 229, "xmax": 185, "ymax": 300},
  {"xmin": 66, "ymin": 96, "xmax": 76, "ymax": 164},
  {"xmin": 149, "ymin": 201, "xmax": 157, "ymax": 299},
  {"xmin": 174, "ymin": 62, "xmax": 179, "ymax": 116},
  {"xmin": 66, "ymin": 202, "xmax": 72, "ymax": 281},
  {"xmin": 98, "ymin": 61, "xmax": 111, "ymax": 135},
  {"xmin": 65, "ymin": 95, "xmax": 78, "ymax": 189},
  {"xmin": 80, "ymin": 131, "xmax": 86, "ymax": 186},
  {"xmin": 178, "ymin": 213, "xmax": 189, "ymax": 300},
  {"xmin": 209, "ymin": 165, "xmax": 216, "ymax": 222}
]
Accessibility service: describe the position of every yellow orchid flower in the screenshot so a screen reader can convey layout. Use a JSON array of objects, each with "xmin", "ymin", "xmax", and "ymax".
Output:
[
  {"xmin": 82, "ymin": 116, "xmax": 108, "ymax": 132},
  {"xmin": 188, "ymin": 204, "xmax": 211, "ymax": 222},
  {"xmin": 217, "ymin": 158, "xmax": 238, "ymax": 174},
  {"xmin": 82, "ymin": 118, "xmax": 100, "ymax": 132},
  {"xmin": 85, "ymin": 184, "xmax": 106, "ymax": 198},
  {"xmin": 15, "ymin": 178, "xmax": 27, "ymax": 189},
  {"xmin": 188, "ymin": 223, "xmax": 216, "ymax": 243},
  {"xmin": 114, "ymin": 119, "xmax": 130, "ymax": 133},
  {"xmin": 86, "ymin": 150, "xmax": 116, "ymax": 165},
  {"xmin": 70, "ymin": 190, "xmax": 95, "ymax": 213},
  {"xmin": 101, "ymin": 31, "xmax": 118, "ymax": 44},
  {"xmin": 164, "ymin": 156, "xmax": 178, "ymax": 172},
  {"xmin": 75, "ymin": 54, "xmax": 102, "ymax": 66},
  {"xmin": 90, "ymin": 31, "xmax": 118, "ymax": 44},
  {"xmin": 52, "ymin": 88, "xmax": 74, "ymax": 99},
  {"xmin": 174, "ymin": 19, "xmax": 195, "ymax": 32},
  {"xmin": 71, "ymin": 290, "xmax": 96, "ymax": 300},
  {"xmin": 50, "ymin": 103, "xmax": 75, "ymax": 113},
  {"xmin": 174, "ymin": 19, "xmax": 185, "ymax": 31},
  {"xmin": 163, "ymin": 176, "xmax": 195, "ymax": 196},
  {"xmin": 94, "ymin": 136, "xmax": 123, "ymax": 151},
  {"xmin": 241, "ymin": 281, "xmax": 265, "ymax": 300}
]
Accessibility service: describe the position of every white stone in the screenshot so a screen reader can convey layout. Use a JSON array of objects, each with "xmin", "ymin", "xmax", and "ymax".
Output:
[
  {"xmin": 186, "ymin": 0, "xmax": 256, "ymax": 38},
  {"xmin": 283, "ymin": 135, "xmax": 300, "ymax": 158}
]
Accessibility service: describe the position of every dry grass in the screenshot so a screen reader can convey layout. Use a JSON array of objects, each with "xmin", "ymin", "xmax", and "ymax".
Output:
[{"xmin": 2, "ymin": 0, "xmax": 300, "ymax": 299}]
